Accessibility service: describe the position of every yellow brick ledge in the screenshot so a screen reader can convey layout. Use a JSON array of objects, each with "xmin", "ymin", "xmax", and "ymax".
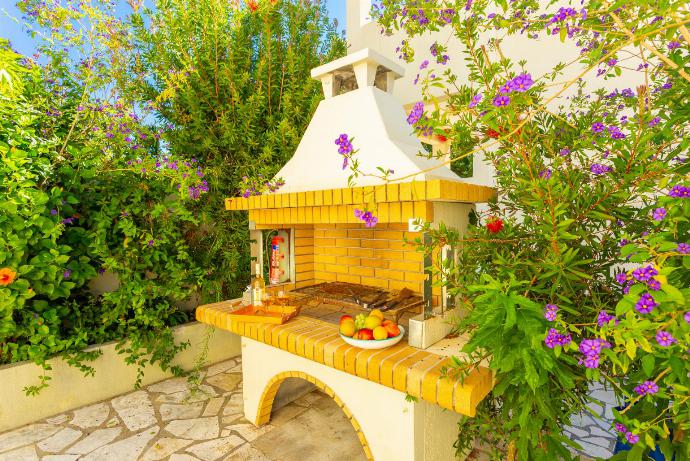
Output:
[
  {"xmin": 225, "ymin": 180, "xmax": 496, "ymax": 211},
  {"xmin": 197, "ymin": 300, "xmax": 493, "ymax": 417}
]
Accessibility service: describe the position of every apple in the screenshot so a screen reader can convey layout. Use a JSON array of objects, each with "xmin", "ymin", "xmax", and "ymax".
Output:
[
  {"xmin": 340, "ymin": 315, "xmax": 354, "ymax": 324},
  {"xmin": 357, "ymin": 328, "xmax": 374, "ymax": 340}
]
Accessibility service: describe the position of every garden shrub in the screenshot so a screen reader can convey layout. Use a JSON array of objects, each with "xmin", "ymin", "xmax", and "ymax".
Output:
[
  {"xmin": 0, "ymin": 37, "xmax": 203, "ymax": 391},
  {"xmin": 368, "ymin": 1, "xmax": 690, "ymax": 459},
  {"xmin": 1, "ymin": 0, "xmax": 344, "ymax": 391},
  {"xmin": 119, "ymin": 0, "xmax": 346, "ymax": 299}
]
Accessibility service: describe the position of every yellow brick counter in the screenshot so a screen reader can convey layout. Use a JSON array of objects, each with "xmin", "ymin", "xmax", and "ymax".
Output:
[{"xmin": 196, "ymin": 300, "xmax": 493, "ymax": 417}]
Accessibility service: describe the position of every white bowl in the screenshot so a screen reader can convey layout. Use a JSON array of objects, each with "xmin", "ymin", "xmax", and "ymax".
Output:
[{"xmin": 340, "ymin": 326, "xmax": 405, "ymax": 349}]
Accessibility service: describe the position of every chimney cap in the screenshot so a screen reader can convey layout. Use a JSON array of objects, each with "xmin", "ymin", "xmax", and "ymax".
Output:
[{"xmin": 310, "ymin": 48, "xmax": 405, "ymax": 81}]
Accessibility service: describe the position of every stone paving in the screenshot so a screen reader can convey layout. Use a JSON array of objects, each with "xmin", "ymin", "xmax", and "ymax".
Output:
[
  {"xmin": 0, "ymin": 357, "xmax": 365, "ymax": 461},
  {"xmin": 565, "ymin": 381, "xmax": 621, "ymax": 459},
  {"xmin": 0, "ymin": 354, "xmax": 621, "ymax": 461}
]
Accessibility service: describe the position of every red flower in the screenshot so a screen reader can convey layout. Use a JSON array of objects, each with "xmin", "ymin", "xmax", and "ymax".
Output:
[
  {"xmin": 246, "ymin": 0, "xmax": 258, "ymax": 11},
  {"xmin": 436, "ymin": 134, "xmax": 448, "ymax": 143},
  {"xmin": 0, "ymin": 268, "xmax": 17, "ymax": 286},
  {"xmin": 486, "ymin": 217, "xmax": 504, "ymax": 234},
  {"xmin": 486, "ymin": 128, "xmax": 500, "ymax": 139}
]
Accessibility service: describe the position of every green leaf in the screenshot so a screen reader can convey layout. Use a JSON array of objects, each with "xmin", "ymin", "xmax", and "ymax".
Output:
[
  {"xmin": 625, "ymin": 339, "xmax": 636, "ymax": 360},
  {"xmin": 641, "ymin": 354, "xmax": 655, "ymax": 377},
  {"xmin": 660, "ymin": 284, "xmax": 684, "ymax": 304}
]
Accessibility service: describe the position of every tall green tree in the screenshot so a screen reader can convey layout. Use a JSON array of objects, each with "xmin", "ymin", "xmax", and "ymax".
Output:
[{"xmin": 122, "ymin": 0, "xmax": 346, "ymax": 298}]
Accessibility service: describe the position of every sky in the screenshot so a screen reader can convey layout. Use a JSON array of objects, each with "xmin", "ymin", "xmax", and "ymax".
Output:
[{"xmin": 1, "ymin": 0, "xmax": 347, "ymax": 57}]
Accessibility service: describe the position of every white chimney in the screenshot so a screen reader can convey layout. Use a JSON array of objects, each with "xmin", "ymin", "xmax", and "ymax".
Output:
[{"xmin": 273, "ymin": 48, "xmax": 463, "ymax": 194}]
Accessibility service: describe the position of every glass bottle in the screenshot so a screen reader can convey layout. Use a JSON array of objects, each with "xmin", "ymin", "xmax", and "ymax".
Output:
[{"xmin": 251, "ymin": 262, "xmax": 265, "ymax": 307}]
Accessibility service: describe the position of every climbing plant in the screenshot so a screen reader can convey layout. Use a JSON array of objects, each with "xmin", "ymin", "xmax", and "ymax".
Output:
[{"xmin": 365, "ymin": 1, "xmax": 690, "ymax": 459}]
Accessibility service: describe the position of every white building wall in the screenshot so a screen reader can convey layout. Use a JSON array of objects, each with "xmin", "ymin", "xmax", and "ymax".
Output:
[{"xmin": 345, "ymin": 0, "xmax": 646, "ymax": 187}]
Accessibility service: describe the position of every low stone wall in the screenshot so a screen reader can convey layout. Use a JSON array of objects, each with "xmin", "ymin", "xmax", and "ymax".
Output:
[{"xmin": 0, "ymin": 322, "xmax": 240, "ymax": 432}]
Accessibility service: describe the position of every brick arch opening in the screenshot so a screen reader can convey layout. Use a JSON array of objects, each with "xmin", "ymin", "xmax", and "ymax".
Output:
[{"xmin": 254, "ymin": 370, "xmax": 374, "ymax": 461}]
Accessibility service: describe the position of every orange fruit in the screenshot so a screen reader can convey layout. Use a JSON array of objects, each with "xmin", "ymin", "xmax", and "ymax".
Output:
[
  {"xmin": 340, "ymin": 315, "xmax": 354, "ymax": 324},
  {"xmin": 384, "ymin": 323, "xmax": 400, "ymax": 338},
  {"xmin": 364, "ymin": 315, "xmax": 382, "ymax": 330},
  {"xmin": 373, "ymin": 326, "xmax": 388, "ymax": 340},
  {"xmin": 340, "ymin": 319, "xmax": 356, "ymax": 337},
  {"xmin": 369, "ymin": 309, "xmax": 384, "ymax": 320},
  {"xmin": 381, "ymin": 319, "xmax": 393, "ymax": 327}
]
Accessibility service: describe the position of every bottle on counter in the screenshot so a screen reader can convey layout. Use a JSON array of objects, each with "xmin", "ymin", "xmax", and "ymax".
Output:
[{"xmin": 251, "ymin": 262, "xmax": 265, "ymax": 307}]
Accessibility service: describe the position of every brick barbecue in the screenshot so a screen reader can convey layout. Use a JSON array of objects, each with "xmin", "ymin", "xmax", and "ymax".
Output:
[{"xmin": 224, "ymin": 49, "xmax": 495, "ymax": 340}]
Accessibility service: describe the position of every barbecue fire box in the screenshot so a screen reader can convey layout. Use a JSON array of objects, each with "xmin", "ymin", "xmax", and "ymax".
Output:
[{"xmin": 199, "ymin": 48, "xmax": 496, "ymax": 461}]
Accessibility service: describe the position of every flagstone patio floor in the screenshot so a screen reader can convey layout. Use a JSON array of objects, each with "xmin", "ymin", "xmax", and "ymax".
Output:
[
  {"xmin": 0, "ymin": 355, "xmax": 618, "ymax": 461},
  {"xmin": 0, "ymin": 357, "xmax": 367, "ymax": 461}
]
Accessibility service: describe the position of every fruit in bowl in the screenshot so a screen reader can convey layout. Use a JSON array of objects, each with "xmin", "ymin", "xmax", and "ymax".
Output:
[{"xmin": 339, "ymin": 311, "xmax": 404, "ymax": 349}]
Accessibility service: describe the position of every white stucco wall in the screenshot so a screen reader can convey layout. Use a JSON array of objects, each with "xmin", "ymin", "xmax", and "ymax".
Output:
[{"xmin": 345, "ymin": 0, "xmax": 646, "ymax": 187}]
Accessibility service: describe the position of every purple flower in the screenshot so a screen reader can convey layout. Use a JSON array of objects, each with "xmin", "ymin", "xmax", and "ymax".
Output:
[
  {"xmin": 510, "ymin": 73, "xmax": 534, "ymax": 92},
  {"xmin": 669, "ymin": 185, "xmax": 690, "ymax": 198},
  {"xmin": 61, "ymin": 217, "xmax": 75, "ymax": 225},
  {"xmin": 621, "ymin": 88, "xmax": 635, "ymax": 98},
  {"xmin": 607, "ymin": 58, "xmax": 618, "ymax": 67},
  {"xmin": 493, "ymin": 95, "xmax": 510, "ymax": 107},
  {"xmin": 354, "ymin": 209, "xmax": 378, "ymax": 227},
  {"xmin": 597, "ymin": 311, "xmax": 618, "ymax": 327},
  {"xmin": 50, "ymin": 209, "xmax": 58, "ymax": 216},
  {"xmin": 579, "ymin": 339, "xmax": 602, "ymax": 357},
  {"xmin": 635, "ymin": 293, "xmax": 657, "ymax": 314},
  {"xmin": 667, "ymin": 41, "xmax": 681, "ymax": 50},
  {"xmin": 468, "ymin": 93, "xmax": 483, "ymax": 108},
  {"xmin": 625, "ymin": 432, "xmax": 639, "ymax": 444},
  {"xmin": 63, "ymin": 269, "xmax": 72, "ymax": 279},
  {"xmin": 615, "ymin": 423, "xmax": 627, "ymax": 433},
  {"xmin": 652, "ymin": 207, "xmax": 666, "ymax": 221},
  {"xmin": 608, "ymin": 125, "xmax": 626, "ymax": 139},
  {"xmin": 335, "ymin": 133, "xmax": 354, "ymax": 156},
  {"xmin": 590, "ymin": 163, "xmax": 611, "ymax": 175},
  {"xmin": 656, "ymin": 330, "xmax": 677, "ymax": 347},
  {"xmin": 634, "ymin": 381, "xmax": 659, "ymax": 396},
  {"xmin": 539, "ymin": 169, "xmax": 552, "ymax": 179},
  {"xmin": 648, "ymin": 117, "xmax": 661, "ymax": 127},
  {"xmin": 632, "ymin": 265, "xmax": 658, "ymax": 282},
  {"xmin": 407, "ymin": 102, "xmax": 424, "ymax": 125},
  {"xmin": 544, "ymin": 328, "xmax": 572, "ymax": 348},
  {"xmin": 419, "ymin": 60, "xmax": 429, "ymax": 70},
  {"xmin": 582, "ymin": 354, "xmax": 599, "ymax": 368},
  {"xmin": 559, "ymin": 148, "xmax": 570, "ymax": 156},
  {"xmin": 685, "ymin": 311, "xmax": 690, "ymax": 324},
  {"xmin": 647, "ymin": 279, "xmax": 661, "ymax": 291},
  {"xmin": 499, "ymin": 83, "xmax": 512, "ymax": 94},
  {"xmin": 677, "ymin": 243, "xmax": 690, "ymax": 254},
  {"xmin": 148, "ymin": 239, "xmax": 155, "ymax": 247},
  {"xmin": 591, "ymin": 122, "xmax": 605, "ymax": 133},
  {"xmin": 544, "ymin": 304, "xmax": 559, "ymax": 321}
]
